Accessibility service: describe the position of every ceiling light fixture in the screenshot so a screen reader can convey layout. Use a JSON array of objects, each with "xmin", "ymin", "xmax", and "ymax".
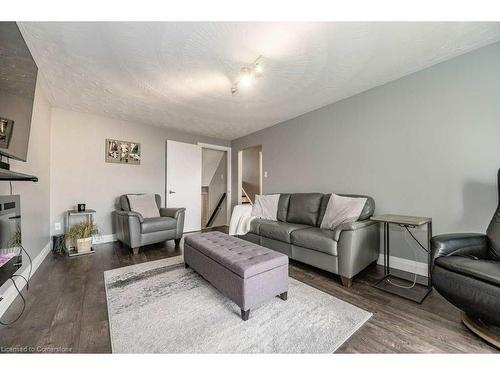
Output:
[{"xmin": 231, "ymin": 55, "xmax": 263, "ymax": 96}]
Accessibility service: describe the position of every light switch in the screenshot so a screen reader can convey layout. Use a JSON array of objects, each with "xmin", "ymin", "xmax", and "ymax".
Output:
[
  {"xmin": 264, "ymin": 171, "xmax": 268, "ymax": 178},
  {"xmin": 55, "ymin": 222, "xmax": 61, "ymax": 231}
]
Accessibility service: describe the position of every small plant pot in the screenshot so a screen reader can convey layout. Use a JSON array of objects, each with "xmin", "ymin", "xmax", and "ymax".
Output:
[{"xmin": 76, "ymin": 237, "xmax": 93, "ymax": 253}]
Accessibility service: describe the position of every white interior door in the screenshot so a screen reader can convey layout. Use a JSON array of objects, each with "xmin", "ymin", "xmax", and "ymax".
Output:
[{"xmin": 166, "ymin": 140, "xmax": 202, "ymax": 232}]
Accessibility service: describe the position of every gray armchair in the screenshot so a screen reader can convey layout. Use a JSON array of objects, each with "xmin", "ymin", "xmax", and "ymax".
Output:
[{"xmin": 113, "ymin": 194, "xmax": 185, "ymax": 255}]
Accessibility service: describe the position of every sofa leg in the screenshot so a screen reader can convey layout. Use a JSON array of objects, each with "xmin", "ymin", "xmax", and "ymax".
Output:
[
  {"xmin": 340, "ymin": 276, "xmax": 353, "ymax": 288},
  {"xmin": 132, "ymin": 247, "xmax": 140, "ymax": 256},
  {"xmin": 278, "ymin": 292, "xmax": 288, "ymax": 301},
  {"xmin": 174, "ymin": 238, "xmax": 181, "ymax": 247},
  {"xmin": 241, "ymin": 309, "xmax": 250, "ymax": 321},
  {"xmin": 184, "ymin": 262, "xmax": 189, "ymax": 269}
]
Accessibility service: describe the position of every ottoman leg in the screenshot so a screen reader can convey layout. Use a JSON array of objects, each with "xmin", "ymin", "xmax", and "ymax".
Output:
[
  {"xmin": 241, "ymin": 309, "xmax": 250, "ymax": 321},
  {"xmin": 278, "ymin": 292, "xmax": 288, "ymax": 301}
]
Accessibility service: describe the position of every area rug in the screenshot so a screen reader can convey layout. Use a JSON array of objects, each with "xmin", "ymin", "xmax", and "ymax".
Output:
[{"xmin": 104, "ymin": 256, "xmax": 371, "ymax": 353}]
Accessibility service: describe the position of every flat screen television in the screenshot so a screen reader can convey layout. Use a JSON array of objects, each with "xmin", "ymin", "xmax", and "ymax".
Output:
[
  {"xmin": 0, "ymin": 22, "xmax": 38, "ymax": 181},
  {"xmin": 0, "ymin": 22, "xmax": 38, "ymax": 163}
]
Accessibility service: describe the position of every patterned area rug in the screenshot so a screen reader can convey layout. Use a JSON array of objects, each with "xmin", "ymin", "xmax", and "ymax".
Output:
[{"xmin": 104, "ymin": 256, "xmax": 371, "ymax": 353}]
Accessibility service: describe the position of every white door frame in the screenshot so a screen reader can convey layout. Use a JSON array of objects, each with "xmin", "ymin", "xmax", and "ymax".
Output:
[{"xmin": 198, "ymin": 142, "xmax": 232, "ymax": 225}]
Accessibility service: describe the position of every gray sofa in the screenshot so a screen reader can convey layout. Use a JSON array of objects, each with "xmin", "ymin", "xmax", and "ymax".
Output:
[
  {"xmin": 240, "ymin": 193, "xmax": 380, "ymax": 287},
  {"xmin": 113, "ymin": 194, "xmax": 185, "ymax": 255}
]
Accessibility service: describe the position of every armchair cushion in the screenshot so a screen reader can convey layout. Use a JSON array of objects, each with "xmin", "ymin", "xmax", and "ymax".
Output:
[
  {"xmin": 127, "ymin": 194, "xmax": 160, "ymax": 218},
  {"xmin": 435, "ymin": 256, "xmax": 500, "ymax": 287},
  {"xmin": 291, "ymin": 227, "xmax": 337, "ymax": 256},
  {"xmin": 141, "ymin": 217, "xmax": 177, "ymax": 234}
]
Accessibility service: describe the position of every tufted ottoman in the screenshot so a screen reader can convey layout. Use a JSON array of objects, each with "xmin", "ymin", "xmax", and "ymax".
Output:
[{"xmin": 184, "ymin": 231, "xmax": 288, "ymax": 321}]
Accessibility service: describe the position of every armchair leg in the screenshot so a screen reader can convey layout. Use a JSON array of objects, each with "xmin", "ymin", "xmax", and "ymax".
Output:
[
  {"xmin": 241, "ymin": 309, "xmax": 250, "ymax": 321},
  {"xmin": 132, "ymin": 247, "xmax": 140, "ymax": 256},
  {"xmin": 174, "ymin": 238, "xmax": 181, "ymax": 247},
  {"xmin": 340, "ymin": 276, "xmax": 353, "ymax": 288}
]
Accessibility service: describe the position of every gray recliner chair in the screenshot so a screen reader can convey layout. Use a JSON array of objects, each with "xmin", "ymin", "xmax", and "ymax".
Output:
[{"xmin": 113, "ymin": 194, "xmax": 185, "ymax": 255}]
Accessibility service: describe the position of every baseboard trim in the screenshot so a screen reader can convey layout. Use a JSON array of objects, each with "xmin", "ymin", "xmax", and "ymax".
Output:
[
  {"xmin": 377, "ymin": 254, "xmax": 428, "ymax": 277},
  {"xmin": 93, "ymin": 234, "xmax": 116, "ymax": 244},
  {"xmin": 0, "ymin": 241, "xmax": 51, "ymax": 319}
]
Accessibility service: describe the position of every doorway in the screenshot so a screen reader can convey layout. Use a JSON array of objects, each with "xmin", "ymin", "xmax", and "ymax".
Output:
[
  {"xmin": 166, "ymin": 141, "xmax": 231, "ymax": 232},
  {"xmin": 237, "ymin": 145, "xmax": 262, "ymax": 205},
  {"xmin": 199, "ymin": 143, "xmax": 231, "ymax": 229}
]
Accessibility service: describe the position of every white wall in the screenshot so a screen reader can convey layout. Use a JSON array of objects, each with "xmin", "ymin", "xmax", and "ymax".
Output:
[
  {"xmin": 232, "ymin": 41, "xmax": 500, "ymax": 261},
  {"xmin": 202, "ymin": 149, "xmax": 224, "ymax": 186},
  {"xmin": 0, "ymin": 76, "xmax": 52, "ymax": 296},
  {"xmin": 50, "ymin": 108, "xmax": 229, "ymax": 236}
]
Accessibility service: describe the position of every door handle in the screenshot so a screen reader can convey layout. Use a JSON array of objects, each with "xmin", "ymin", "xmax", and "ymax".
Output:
[{"xmin": 169, "ymin": 190, "xmax": 176, "ymax": 194}]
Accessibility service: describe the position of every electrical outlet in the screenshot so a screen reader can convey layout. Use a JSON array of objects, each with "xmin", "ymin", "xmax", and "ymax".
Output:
[
  {"xmin": 264, "ymin": 171, "xmax": 268, "ymax": 178},
  {"xmin": 55, "ymin": 222, "xmax": 61, "ymax": 231}
]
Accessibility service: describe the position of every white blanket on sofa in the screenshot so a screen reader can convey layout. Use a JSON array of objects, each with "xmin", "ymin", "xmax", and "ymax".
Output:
[{"xmin": 229, "ymin": 204, "xmax": 255, "ymax": 236}]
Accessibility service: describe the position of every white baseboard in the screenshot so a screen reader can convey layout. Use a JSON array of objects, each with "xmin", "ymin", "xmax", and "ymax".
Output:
[
  {"xmin": 0, "ymin": 241, "xmax": 51, "ymax": 319},
  {"xmin": 93, "ymin": 234, "xmax": 116, "ymax": 244},
  {"xmin": 377, "ymin": 254, "xmax": 428, "ymax": 277}
]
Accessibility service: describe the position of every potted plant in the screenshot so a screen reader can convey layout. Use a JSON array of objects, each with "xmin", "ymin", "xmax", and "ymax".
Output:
[{"xmin": 66, "ymin": 221, "xmax": 99, "ymax": 253}]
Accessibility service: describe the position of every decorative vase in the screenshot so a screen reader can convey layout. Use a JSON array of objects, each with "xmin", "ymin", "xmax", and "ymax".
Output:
[{"xmin": 76, "ymin": 237, "xmax": 92, "ymax": 253}]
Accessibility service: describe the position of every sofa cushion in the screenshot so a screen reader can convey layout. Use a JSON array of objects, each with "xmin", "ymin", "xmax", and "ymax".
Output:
[
  {"xmin": 318, "ymin": 194, "xmax": 375, "ymax": 224},
  {"xmin": 249, "ymin": 218, "xmax": 275, "ymax": 235},
  {"xmin": 277, "ymin": 194, "xmax": 290, "ymax": 222},
  {"xmin": 141, "ymin": 216, "xmax": 177, "ymax": 234},
  {"xmin": 286, "ymin": 193, "xmax": 323, "ymax": 226},
  {"xmin": 291, "ymin": 227, "xmax": 338, "ymax": 256},
  {"xmin": 435, "ymin": 256, "xmax": 500, "ymax": 286},
  {"xmin": 259, "ymin": 221, "xmax": 310, "ymax": 243},
  {"xmin": 320, "ymin": 194, "xmax": 367, "ymax": 230},
  {"xmin": 251, "ymin": 194, "xmax": 280, "ymax": 220}
]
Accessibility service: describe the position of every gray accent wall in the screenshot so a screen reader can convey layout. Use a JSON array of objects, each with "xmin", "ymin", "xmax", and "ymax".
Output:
[
  {"xmin": 0, "ymin": 76, "xmax": 51, "ymax": 297},
  {"xmin": 231, "ymin": 41, "xmax": 500, "ymax": 262},
  {"xmin": 50, "ymin": 108, "xmax": 229, "ymax": 236}
]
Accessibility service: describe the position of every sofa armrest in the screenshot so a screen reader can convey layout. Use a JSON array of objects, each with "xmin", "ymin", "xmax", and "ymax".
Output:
[
  {"xmin": 332, "ymin": 220, "xmax": 378, "ymax": 241},
  {"xmin": 160, "ymin": 208, "xmax": 186, "ymax": 239},
  {"xmin": 431, "ymin": 233, "xmax": 488, "ymax": 261},
  {"xmin": 336, "ymin": 220, "xmax": 380, "ymax": 279}
]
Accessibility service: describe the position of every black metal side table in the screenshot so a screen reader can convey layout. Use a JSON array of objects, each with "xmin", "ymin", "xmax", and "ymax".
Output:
[{"xmin": 370, "ymin": 214, "xmax": 432, "ymax": 303}]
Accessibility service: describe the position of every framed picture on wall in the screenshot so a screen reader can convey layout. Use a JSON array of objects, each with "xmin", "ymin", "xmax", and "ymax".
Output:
[{"xmin": 105, "ymin": 139, "xmax": 141, "ymax": 164}]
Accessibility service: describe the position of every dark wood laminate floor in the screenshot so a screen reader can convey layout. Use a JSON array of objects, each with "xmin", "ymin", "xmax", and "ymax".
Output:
[{"xmin": 0, "ymin": 228, "xmax": 497, "ymax": 353}]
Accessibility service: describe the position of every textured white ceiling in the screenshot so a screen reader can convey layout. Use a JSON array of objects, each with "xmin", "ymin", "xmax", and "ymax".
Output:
[{"xmin": 19, "ymin": 22, "xmax": 500, "ymax": 140}]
